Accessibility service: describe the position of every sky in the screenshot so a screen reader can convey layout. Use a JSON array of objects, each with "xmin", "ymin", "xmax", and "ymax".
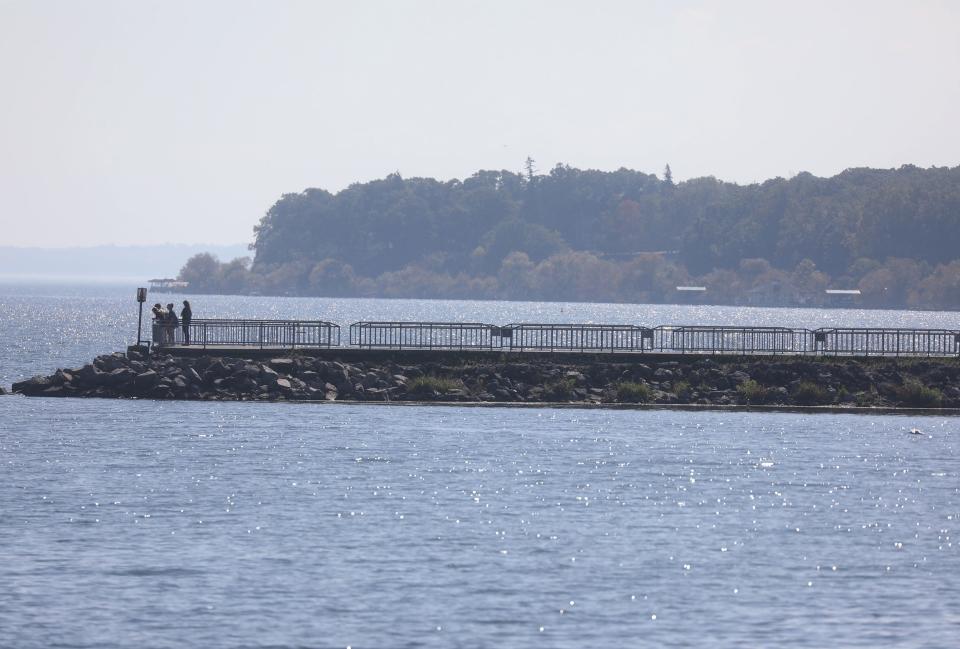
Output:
[{"xmin": 1, "ymin": 0, "xmax": 958, "ymax": 248}]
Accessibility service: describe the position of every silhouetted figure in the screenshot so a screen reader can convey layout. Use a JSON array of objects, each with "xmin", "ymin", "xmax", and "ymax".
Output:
[
  {"xmin": 165, "ymin": 303, "xmax": 179, "ymax": 344},
  {"xmin": 151, "ymin": 303, "xmax": 166, "ymax": 343},
  {"xmin": 181, "ymin": 300, "xmax": 192, "ymax": 345}
]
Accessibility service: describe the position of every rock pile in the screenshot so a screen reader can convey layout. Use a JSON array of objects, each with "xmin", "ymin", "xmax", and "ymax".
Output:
[{"xmin": 8, "ymin": 351, "xmax": 960, "ymax": 408}]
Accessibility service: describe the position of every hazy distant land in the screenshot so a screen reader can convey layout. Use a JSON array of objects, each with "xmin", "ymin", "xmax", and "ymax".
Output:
[{"xmin": 0, "ymin": 243, "xmax": 249, "ymax": 283}]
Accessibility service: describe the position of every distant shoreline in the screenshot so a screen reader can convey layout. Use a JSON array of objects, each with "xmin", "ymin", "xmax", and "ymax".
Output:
[
  {"xmin": 1, "ymin": 277, "xmax": 958, "ymax": 314},
  {"xmin": 0, "ymin": 273, "xmax": 149, "ymax": 285},
  {"xmin": 0, "ymin": 243, "xmax": 248, "ymax": 282}
]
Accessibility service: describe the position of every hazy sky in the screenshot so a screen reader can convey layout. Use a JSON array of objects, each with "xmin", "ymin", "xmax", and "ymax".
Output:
[{"xmin": 1, "ymin": 0, "xmax": 958, "ymax": 248}]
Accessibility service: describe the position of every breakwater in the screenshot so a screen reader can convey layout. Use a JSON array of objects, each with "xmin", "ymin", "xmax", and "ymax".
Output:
[{"xmin": 10, "ymin": 348, "xmax": 960, "ymax": 409}]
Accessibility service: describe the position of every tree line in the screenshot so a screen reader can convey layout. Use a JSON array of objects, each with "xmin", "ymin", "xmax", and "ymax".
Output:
[{"xmin": 179, "ymin": 163, "xmax": 960, "ymax": 309}]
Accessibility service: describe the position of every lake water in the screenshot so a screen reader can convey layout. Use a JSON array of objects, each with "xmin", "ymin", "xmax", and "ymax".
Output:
[{"xmin": 1, "ymin": 282, "xmax": 958, "ymax": 647}]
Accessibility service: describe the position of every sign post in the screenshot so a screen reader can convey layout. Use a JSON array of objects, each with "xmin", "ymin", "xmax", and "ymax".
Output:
[{"xmin": 136, "ymin": 287, "xmax": 148, "ymax": 346}]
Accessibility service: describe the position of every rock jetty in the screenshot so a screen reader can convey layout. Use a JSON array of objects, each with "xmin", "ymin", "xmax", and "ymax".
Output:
[{"xmin": 8, "ymin": 350, "xmax": 960, "ymax": 409}]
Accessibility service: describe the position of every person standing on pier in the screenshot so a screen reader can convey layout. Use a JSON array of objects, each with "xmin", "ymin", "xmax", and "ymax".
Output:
[
  {"xmin": 181, "ymin": 300, "xmax": 192, "ymax": 345},
  {"xmin": 151, "ymin": 303, "xmax": 165, "ymax": 343},
  {"xmin": 165, "ymin": 303, "xmax": 179, "ymax": 344}
]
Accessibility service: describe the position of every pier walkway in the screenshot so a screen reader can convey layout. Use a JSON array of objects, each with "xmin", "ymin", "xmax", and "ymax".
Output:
[{"xmin": 146, "ymin": 320, "xmax": 960, "ymax": 358}]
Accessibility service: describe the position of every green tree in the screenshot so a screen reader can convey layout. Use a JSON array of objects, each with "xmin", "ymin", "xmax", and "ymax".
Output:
[
  {"xmin": 476, "ymin": 219, "xmax": 568, "ymax": 272},
  {"xmin": 168, "ymin": 163, "xmax": 960, "ymax": 308},
  {"xmin": 178, "ymin": 253, "xmax": 222, "ymax": 292},
  {"xmin": 218, "ymin": 257, "xmax": 252, "ymax": 294}
]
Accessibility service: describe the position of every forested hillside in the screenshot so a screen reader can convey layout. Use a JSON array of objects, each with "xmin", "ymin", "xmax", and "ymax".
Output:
[{"xmin": 179, "ymin": 164, "xmax": 960, "ymax": 309}]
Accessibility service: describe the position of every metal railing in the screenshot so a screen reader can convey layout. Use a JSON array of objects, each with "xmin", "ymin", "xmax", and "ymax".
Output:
[
  {"xmin": 145, "ymin": 318, "xmax": 960, "ymax": 357},
  {"xmin": 153, "ymin": 319, "xmax": 340, "ymax": 349},
  {"xmin": 812, "ymin": 328, "xmax": 960, "ymax": 357},
  {"xmin": 349, "ymin": 321, "xmax": 498, "ymax": 350},
  {"xmin": 501, "ymin": 323, "xmax": 651, "ymax": 352},
  {"xmin": 656, "ymin": 326, "xmax": 810, "ymax": 355}
]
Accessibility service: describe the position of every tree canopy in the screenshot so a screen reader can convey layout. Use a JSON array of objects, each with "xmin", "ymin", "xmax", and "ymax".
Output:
[{"xmin": 179, "ymin": 163, "xmax": 960, "ymax": 309}]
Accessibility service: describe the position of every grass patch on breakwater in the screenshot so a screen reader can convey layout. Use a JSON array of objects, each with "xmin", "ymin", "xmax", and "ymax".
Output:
[
  {"xmin": 408, "ymin": 375, "xmax": 462, "ymax": 395},
  {"xmin": 792, "ymin": 381, "xmax": 829, "ymax": 405},
  {"xmin": 617, "ymin": 381, "xmax": 651, "ymax": 403},
  {"xmin": 736, "ymin": 379, "xmax": 769, "ymax": 404},
  {"xmin": 546, "ymin": 377, "xmax": 577, "ymax": 400},
  {"xmin": 896, "ymin": 379, "xmax": 943, "ymax": 407}
]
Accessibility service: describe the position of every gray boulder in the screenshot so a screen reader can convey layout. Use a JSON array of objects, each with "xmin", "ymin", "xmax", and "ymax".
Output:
[
  {"xmin": 653, "ymin": 367, "xmax": 674, "ymax": 380},
  {"xmin": 94, "ymin": 354, "xmax": 122, "ymax": 372},
  {"xmin": 77, "ymin": 364, "xmax": 107, "ymax": 387},
  {"xmin": 207, "ymin": 360, "xmax": 230, "ymax": 377},
  {"xmin": 323, "ymin": 382, "xmax": 339, "ymax": 400},
  {"xmin": 134, "ymin": 370, "xmax": 160, "ymax": 389},
  {"xmin": 270, "ymin": 358, "xmax": 295, "ymax": 372},
  {"xmin": 12, "ymin": 375, "xmax": 52, "ymax": 395},
  {"xmin": 260, "ymin": 365, "xmax": 280, "ymax": 385},
  {"xmin": 107, "ymin": 367, "xmax": 137, "ymax": 387},
  {"xmin": 148, "ymin": 385, "xmax": 174, "ymax": 399}
]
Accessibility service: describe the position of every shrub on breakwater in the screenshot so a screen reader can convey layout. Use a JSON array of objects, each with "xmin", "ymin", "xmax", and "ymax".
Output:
[{"xmin": 616, "ymin": 381, "xmax": 652, "ymax": 403}]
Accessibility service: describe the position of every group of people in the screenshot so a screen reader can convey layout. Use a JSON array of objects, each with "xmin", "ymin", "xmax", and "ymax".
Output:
[{"xmin": 152, "ymin": 300, "xmax": 192, "ymax": 344}]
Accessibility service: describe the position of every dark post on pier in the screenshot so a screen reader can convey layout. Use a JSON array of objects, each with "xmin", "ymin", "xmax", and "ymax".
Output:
[{"xmin": 136, "ymin": 287, "xmax": 147, "ymax": 346}]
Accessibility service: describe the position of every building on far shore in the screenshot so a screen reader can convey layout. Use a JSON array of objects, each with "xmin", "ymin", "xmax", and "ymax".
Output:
[
  {"xmin": 148, "ymin": 278, "xmax": 189, "ymax": 291},
  {"xmin": 825, "ymin": 288, "xmax": 862, "ymax": 307},
  {"xmin": 675, "ymin": 285, "xmax": 707, "ymax": 304}
]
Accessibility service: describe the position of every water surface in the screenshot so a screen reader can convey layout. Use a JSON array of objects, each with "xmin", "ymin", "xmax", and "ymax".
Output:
[
  {"xmin": 1, "ymin": 398, "xmax": 958, "ymax": 648},
  {"xmin": 1, "ymin": 285, "xmax": 958, "ymax": 647}
]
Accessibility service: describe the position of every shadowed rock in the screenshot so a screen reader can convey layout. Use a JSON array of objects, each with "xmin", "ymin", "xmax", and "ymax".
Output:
[{"xmin": 134, "ymin": 370, "xmax": 160, "ymax": 389}]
